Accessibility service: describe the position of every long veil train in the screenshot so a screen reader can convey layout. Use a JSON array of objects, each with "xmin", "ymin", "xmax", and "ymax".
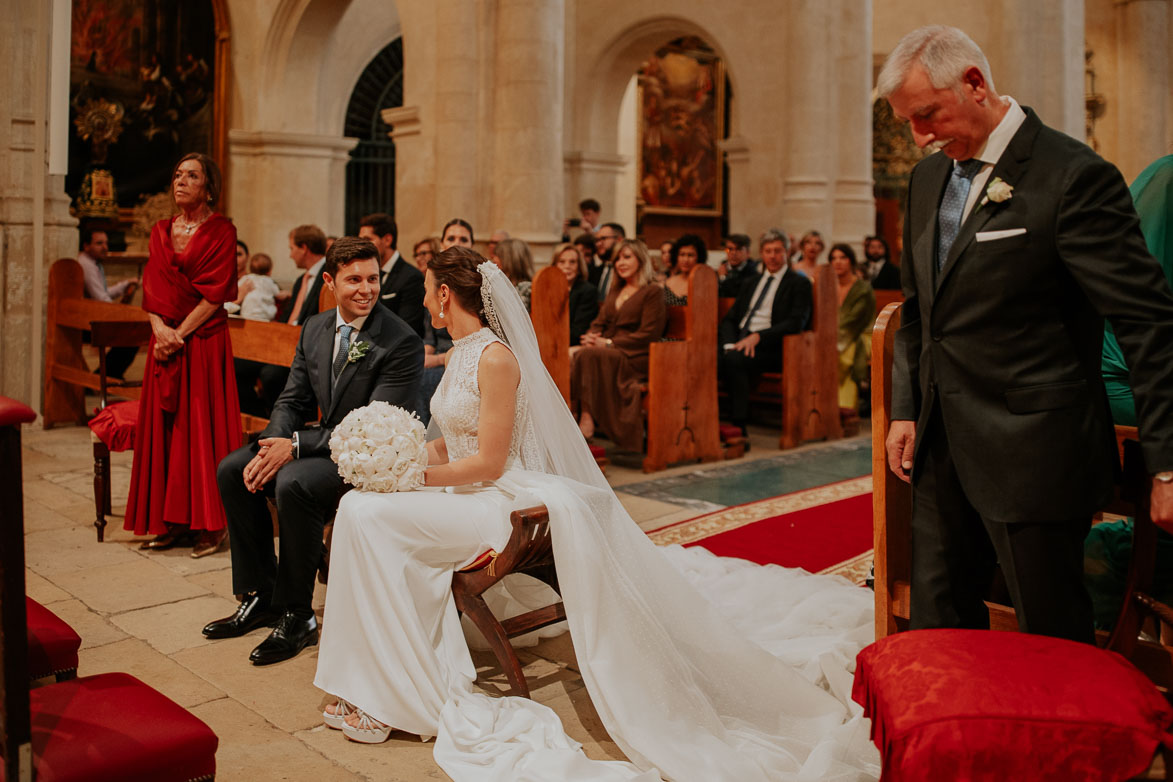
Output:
[{"xmin": 428, "ymin": 264, "xmax": 880, "ymax": 781}]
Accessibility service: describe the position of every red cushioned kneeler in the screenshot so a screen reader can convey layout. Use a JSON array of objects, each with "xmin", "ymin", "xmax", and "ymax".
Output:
[
  {"xmin": 853, "ymin": 629, "xmax": 1173, "ymax": 782},
  {"xmin": 87, "ymin": 400, "xmax": 138, "ymax": 453},
  {"xmin": 25, "ymin": 598, "xmax": 81, "ymax": 680},
  {"xmin": 718, "ymin": 423, "xmax": 744, "ymax": 442},
  {"xmin": 0, "ymin": 672, "xmax": 217, "ymax": 782}
]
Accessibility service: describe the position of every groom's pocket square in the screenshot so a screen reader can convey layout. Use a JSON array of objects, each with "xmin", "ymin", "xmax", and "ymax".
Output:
[
  {"xmin": 380, "ymin": 292, "xmax": 397, "ymax": 300},
  {"xmin": 975, "ymin": 228, "xmax": 1027, "ymax": 242}
]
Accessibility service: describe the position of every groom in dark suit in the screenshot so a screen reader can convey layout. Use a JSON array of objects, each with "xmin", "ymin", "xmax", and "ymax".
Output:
[
  {"xmin": 881, "ymin": 26, "xmax": 1173, "ymax": 643},
  {"xmin": 207, "ymin": 236, "xmax": 423, "ymax": 664},
  {"xmin": 718, "ymin": 228, "xmax": 813, "ymax": 436}
]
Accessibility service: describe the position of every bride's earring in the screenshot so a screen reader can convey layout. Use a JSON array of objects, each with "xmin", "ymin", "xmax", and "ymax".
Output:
[{"xmin": 439, "ymin": 301, "xmax": 445, "ymax": 319}]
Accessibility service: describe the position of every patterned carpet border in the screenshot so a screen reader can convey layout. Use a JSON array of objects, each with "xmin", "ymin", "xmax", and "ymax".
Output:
[{"xmin": 647, "ymin": 476, "xmax": 873, "ymax": 547}]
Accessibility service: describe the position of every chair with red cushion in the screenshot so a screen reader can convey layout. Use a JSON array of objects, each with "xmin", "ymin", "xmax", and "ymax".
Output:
[
  {"xmin": 25, "ymin": 598, "xmax": 80, "ymax": 682},
  {"xmin": 87, "ymin": 399, "xmax": 139, "ymax": 542},
  {"xmin": 854, "ymin": 436, "xmax": 1173, "ymax": 780},
  {"xmin": 1, "ymin": 395, "xmax": 218, "ymax": 782}
]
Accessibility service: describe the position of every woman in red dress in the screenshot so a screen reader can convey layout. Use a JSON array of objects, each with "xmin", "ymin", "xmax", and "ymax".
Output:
[{"xmin": 126, "ymin": 152, "xmax": 241, "ymax": 557}]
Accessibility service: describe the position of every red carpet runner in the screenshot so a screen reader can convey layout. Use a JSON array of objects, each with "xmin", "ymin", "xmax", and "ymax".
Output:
[{"xmin": 647, "ymin": 477, "xmax": 873, "ymax": 582}]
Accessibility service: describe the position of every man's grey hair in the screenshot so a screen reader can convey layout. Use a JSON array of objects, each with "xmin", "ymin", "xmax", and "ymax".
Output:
[
  {"xmin": 760, "ymin": 228, "xmax": 790, "ymax": 252},
  {"xmin": 876, "ymin": 25, "xmax": 996, "ymax": 99}
]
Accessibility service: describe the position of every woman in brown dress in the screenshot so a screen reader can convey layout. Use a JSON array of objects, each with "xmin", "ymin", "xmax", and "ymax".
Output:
[{"xmin": 571, "ymin": 239, "xmax": 667, "ymax": 448}]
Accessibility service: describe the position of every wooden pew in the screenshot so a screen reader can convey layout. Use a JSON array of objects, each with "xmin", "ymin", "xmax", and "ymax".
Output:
[
  {"xmin": 531, "ymin": 265, "xmax": 571, "ymax": 405},
  {"xmin": 42, "ymin": 259, "xmax": 152, "ymax": 428},
  {"xmin": 869, "ymin": 302, "xmax": 1173, "ymax": 687},
  {"xmin": 778, "ymin": 264, "xmax": 841, "ymax": 448},
  {"xmin": 643, "ymin": 264, "xmax": 722, "ymax": 472},
  {"xmin": 874, "ymin": 288, "xmax": 904, "ymax": 315}
]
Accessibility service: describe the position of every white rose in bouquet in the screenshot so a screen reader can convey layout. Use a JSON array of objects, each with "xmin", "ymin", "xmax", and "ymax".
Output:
[{"xmin": 329, "ymin": 401, "xmax": 428, "ymax": 492}]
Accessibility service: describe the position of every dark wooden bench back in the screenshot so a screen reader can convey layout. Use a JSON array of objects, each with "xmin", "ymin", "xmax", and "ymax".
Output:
[
  {"xmin": 874, "ymin": 288, "xmax": 904, "ymax": 315},
  {"xmin": 779, "ymin": 264, "xmax": 841, "ymax": 448},
  {"xmin": 1, "ymin": 402, "xmax": 34, "ymax": 780},
  {"xmin": 531, "ymin": 265, "xmax": 570, "ymax": 405}
]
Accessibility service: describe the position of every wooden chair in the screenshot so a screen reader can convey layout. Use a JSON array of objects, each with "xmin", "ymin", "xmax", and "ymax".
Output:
[
  {"xmin": 451, "ymin": 505, "xmax": 565, "ymax": 698},
  {"xmin": 1, "ymin": 395, "xmax": 219, "ymax": 782},
  {"xmin": 643, "ymin": 264, "xmax": 722, "ymax": 472}
]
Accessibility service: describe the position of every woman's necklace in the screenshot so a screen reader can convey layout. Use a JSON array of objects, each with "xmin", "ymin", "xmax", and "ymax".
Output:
[{"xmin": 177, "ymin": 210, "xmax": 211, "ymax": 236}]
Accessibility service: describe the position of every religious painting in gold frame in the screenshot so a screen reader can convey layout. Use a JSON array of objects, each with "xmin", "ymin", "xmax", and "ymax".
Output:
[{"xmin": 637, "ymin": 40, "xmax": 725, "ymax": 217}]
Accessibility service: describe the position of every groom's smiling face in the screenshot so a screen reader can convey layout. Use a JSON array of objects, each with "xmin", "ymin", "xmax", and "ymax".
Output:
[{"xmin": 326, "ymin": 257, "xmax": 380, "ymax": 322}]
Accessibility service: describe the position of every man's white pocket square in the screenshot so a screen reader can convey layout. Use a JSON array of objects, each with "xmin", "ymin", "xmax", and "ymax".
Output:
[
  {"xmin": 380, "ymin": 292, "xmax": 397, "ymax": 300},
  {"xmin": 975, "ymin": 228, "xmax": 1027, "ymax": 242}
]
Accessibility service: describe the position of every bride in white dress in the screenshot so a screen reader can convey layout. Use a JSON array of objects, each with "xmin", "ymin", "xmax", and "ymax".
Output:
[{"xmin": 314, "ymin": 246, "xmax": 881, "ymax": 781}]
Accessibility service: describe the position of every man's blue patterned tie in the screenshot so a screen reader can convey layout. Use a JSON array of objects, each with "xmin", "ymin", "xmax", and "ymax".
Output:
[
  {"xmin": 333, "ymin": 324, "xmax": 354, "ymax": 381},
  {"xmin": 936, "ymin": 158, "xmax": 984, "ymax": 271}
]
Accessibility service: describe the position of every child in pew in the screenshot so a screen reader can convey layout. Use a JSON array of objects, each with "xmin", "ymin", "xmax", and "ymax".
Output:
[{"xmin": 234, "ymin": 253, "xmax": 282, "ymax": 321}]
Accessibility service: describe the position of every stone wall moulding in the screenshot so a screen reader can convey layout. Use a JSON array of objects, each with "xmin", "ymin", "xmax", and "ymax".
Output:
[
  {"xmin": 719, "ymin": 135, "xmax": 750, "ymax": 165},
  {"xmin": 380, "ymin": 105, "xmax": 421, "ymax": 139},
  {"xmin": 228, "ymin": 130, "xmax": 358, "ymax": 160},
  {"xmin": 783, "ymin": 176, "xmax": 832, "ymax": 204},
  {"xmin": 563, "ymin": 150, "xmax": 629, "ymax": 174}
]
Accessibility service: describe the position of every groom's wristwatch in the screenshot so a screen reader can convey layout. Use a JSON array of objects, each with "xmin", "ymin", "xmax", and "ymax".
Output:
[
  {"xmin": 291, "ymin": 432, "xmax": 300, "ymax": 459},
  {"xmin": 1156, "ymin": 471, "xmax": 1173, "ymax": 484}
]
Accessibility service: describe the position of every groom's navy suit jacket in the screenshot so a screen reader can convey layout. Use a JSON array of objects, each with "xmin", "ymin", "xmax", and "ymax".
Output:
[
  {"xmin": 260, "ymin": 302, "xmax": 423, "ymax": 458},
  {"xmin": 892, "ymin": 108, "xmax": 1173, "ymax": 524}
]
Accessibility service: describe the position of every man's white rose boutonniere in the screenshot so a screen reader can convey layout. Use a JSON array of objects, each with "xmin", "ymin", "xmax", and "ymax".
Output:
[
  {"xmin": 347, "ymin": 340, "xmax": 371, "ymax": 364},
  {"xmin": 980, "ymin": 177, "xmax": 1014, "ymax": 209}
]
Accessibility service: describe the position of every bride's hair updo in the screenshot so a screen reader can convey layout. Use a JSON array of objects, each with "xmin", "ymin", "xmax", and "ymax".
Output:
[{"xmin": 429, "ymin": 246, "xmax": 488, "ymax": 325}]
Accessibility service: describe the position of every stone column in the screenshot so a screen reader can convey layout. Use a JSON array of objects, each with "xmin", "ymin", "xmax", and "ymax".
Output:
[
  {"xmin": 227, "ymin": 130, "xmax": 356, "ymax": 286},
  {"xmin": 720, "ymin": 136, "xmax": 753, "ymax": 234},
  {"xmin": 433, "ymin": 0, "xmax": 482, "ymax": 232},
  {"xmin": 995, "ymin": 0, "xmax": 1084, "ymax": 138},
  {"xmin": 783, "ymin": 0, "xmax": 835, "ymax": 240},
  {"xmin": 488, "ymin": 0, "xmax": 566, "ymax": 251},
  {"xmin": 832, "ymin": 0, "xmax": 875, "ymax": 250},
  {"xmin": 1115, "ymin": 0, "xmax": 1169, "ymax": 181}
]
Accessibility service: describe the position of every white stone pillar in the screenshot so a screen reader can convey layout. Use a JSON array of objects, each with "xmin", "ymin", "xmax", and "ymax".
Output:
[
  {"xmin": 433, "ymin": 0, "xmax": 482, "ymax": 232},
  {"xmin": 721, "ymin": 135, "xmax": 753, "ymax": 235},
  {"xmin": 488, "ymin": 0, "xmax": 565, "ymax": 251},
  {"xmin": 995, "ymin": 0, "xmax": 1085, "ymax": 138},
  {"xmin": 783, "ymin": 0, "xmax": 835, "ymax": 240},
  {"xmin": 227, "ymin": 130, "xmax": 356, "ymax": 286},
  {"xmin": 1115, "ymin": 0, "xmax": 1169, "ymax": 181},
  {"xmin": 832, "ymin": 0, "xmax": 875, "ymax": 251}
]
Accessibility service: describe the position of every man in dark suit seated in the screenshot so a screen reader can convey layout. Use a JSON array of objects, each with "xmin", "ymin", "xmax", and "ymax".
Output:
[
  {"xmin": 206, "ymin": 237, "xmax": 423, "ymax": 665},
  {"xmin": 864, "ymin": 235, "xmax": 902, "ymax": 290},
  {"xmin": 881, "ymin": 25, "xmax": 1173, "ymax": 643},
  {"xmin": 358, "ymin": 212, "xmax": 426, "ymax": 337},
  {"xmin": 718, "ymin": 233, "xmax": 759, "ymax": 297},
  {"xmin": 588, "ymin": 222, "xmax": 626, "ymax": 303},
  {"xmin": 718, "ymin": 228, "xmax": 813, "ymax": 437}
]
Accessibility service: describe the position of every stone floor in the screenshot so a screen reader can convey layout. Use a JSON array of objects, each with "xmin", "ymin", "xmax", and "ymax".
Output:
[{"xmin": 18, "ymin": 419, "xmax": 869, "ymax": 781}]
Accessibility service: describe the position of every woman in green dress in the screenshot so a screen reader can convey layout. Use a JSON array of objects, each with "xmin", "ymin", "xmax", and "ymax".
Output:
[
  {"xmin": 1088, "ymin": 155, "xmax": 1173, "ymax": 629},
  {"xmin": 830, "ymin": 243, "xmax": 876, "ymax": 410}
]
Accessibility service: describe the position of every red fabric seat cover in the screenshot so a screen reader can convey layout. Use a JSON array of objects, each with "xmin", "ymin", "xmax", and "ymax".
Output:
[
  {"xmin": 2, "ymin": 672, "xmax": 218, "ymax": 782},
  {"xmin": 588, "ymin": 444, "xmax": 606, "ymax": 460},
  {"xmin": 87, "ymin": 400, "xmax": 139, "ymax": 452},
  {"xmin": 25, "ymin": 597, "xmax": 81, "ymax": 679},
  {"xmin": 718, "ymin": 423, "xmax": 744, "ymax": 441},
  {"xmin": 0, "ymin": 395, "xmax": 36, "ymax": 427},
  {"xmin": 852, "ymin": 629, "xmax": 1173, "ymax": 781}
]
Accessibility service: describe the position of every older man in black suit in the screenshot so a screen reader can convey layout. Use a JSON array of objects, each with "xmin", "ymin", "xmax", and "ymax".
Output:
[
  {"xmin": 718, "ymin": 228, "xmax": 813, "ymax": 436},
  {"xmin": 206, "ymin": 236, "xmax": 423, "ymax": 665},
  {"xmin": 882, "ymin": 25, "xmax": 1173, "ymax": 643},
  {"xmin": 358, "ymin": 212, "xmax": 426, "ymax": 337}
]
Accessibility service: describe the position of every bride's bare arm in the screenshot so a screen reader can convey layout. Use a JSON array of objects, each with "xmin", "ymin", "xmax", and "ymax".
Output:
[
  {"xmin": 427, "ymin": 437, "xmax": 449, "ymax": 466},
  {"xmin": 423, "ymin": 343, "xmax": 519, "ymax": 486}
]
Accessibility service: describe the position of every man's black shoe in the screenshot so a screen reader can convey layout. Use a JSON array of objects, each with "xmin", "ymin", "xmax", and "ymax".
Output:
[
  {"xmin": 202, "ymin": 594, "xmax": 278, "ymax": 639},
  {"xmin": 249, "ymin": 611, "xmax": 319, "ymax": 666}
]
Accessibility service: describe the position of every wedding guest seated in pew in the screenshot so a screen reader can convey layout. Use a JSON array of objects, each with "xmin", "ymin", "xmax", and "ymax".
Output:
[
  {"xmin": 78, "ymin": 225, "xmax": 140, "ymax": 380},
  {"xmin": 656, "ymin": 239, "xmax": 674, "ymax": 283},
  {"xmin": 418, "ymin": 221, "xmax": 475, "ymax": 424},
  {"xmin": 719, "ymin": 233, "xmax": 757, "ymax": 297},
  {"xmin": 830, "ymin": 243, "xmax": 876, "ymax": 410},
  {"xmin": 571, "ymin": 239, "xmax": 667, "ymax": 448},
  {"xmin": 491, "ymin": 238, "xmax": 535, "ymax": 311},
  {"xmin": 791, "ymin": 229, "xmax": 825, "ymax": 280},
  {"xmin": 229, "ymin": 253, "xmax": 282, "ymax": 322},
  {"xmin": 663, "ymin": 233, "xmax": 706, "ymax": 306},
  {"xmin": 206, "ymin": 236, "xmax": 423, "ymax": 665},
  {"xmin": 551, "ymin": 242, "xmax": 599, "ymax": 345},
  {"xmin": 441, "ymin": 217, "xmax": 475, "ymax": 250},
  {"xmin": 574, "ymin": 232, "xmax": 597, "ymax": 274},
  {"xmin": 1087, "ymin": 154, "xmax": 1173, "ymax": 629},
  {"xmin": 864, "ymin": 235, "xmax": 902, "ymax": 290},
  {"xmin": 127, "ymin": 152, "xmax": 241, "ymax": 558},
  {"xmin": 235, "ymin": 239, "xmax": 249, "ymax": 278},
  {"xmin": 411, "ymin": 236, "xmax": 441, "ymax": 274},
  {"xmin": 359, "ymin": 212, "xmax": 427, "ymax": 337},
  {"xmin": 719, "ymin": 228, "xmax": 813, "ymax": 437}
]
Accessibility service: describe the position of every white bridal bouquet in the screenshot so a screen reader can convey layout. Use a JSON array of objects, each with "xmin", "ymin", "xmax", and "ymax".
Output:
[{"xmin": 329, "ymin": 401, "xmax": 427, "ymax": 492}]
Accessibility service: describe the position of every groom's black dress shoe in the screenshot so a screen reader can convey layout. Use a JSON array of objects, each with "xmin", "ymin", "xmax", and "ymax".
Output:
[
  {"xmin": 249, "ymin": 611, "xmax": 319, "ymax": 666},
  {"xmin": 202, "ymin": 594, "xmax": 278, "ymax": 639}
]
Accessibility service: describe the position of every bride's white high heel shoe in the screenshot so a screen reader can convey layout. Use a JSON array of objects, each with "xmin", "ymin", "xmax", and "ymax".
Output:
[
  {"xmin": 322, "ymin": 698, "xmax": 355, "ymax": 730},
  {"xmin": 342, "ymin": 709, "xmax": 392, "ymax": 744}
]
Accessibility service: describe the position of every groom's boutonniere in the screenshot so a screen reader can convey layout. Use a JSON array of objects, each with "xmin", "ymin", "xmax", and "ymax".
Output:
[
  {"xmin": 347, "ymin": 340, "xmax": 371, "ymax": 364},
  {"xmin": 979, "ymin": 177, "xmax": 1014, "ymax": 209}
]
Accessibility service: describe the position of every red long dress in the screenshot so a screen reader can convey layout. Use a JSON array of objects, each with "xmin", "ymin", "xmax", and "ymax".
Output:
[{"xmin": 125, "ymin": 215, "xmax": 242, "ymax": 535}]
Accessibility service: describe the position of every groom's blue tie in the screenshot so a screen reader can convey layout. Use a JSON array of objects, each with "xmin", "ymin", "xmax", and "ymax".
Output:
[
  {"xmin": 936, "ymin": 158, "xmax": 984, "ymax": 271},
  {"xmin": 333, "ymin": 324, "xmax": 354, "ymax": 381}
]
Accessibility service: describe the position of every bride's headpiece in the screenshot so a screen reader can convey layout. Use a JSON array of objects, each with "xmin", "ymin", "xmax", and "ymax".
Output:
[{"xmin": 477, "ymin": 260, "xmax": 505, "ymax": 338}]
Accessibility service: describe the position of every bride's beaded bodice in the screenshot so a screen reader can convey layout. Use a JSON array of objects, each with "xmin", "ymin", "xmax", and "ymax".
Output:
[{"xmin": 430, "ymin": 327, "xmax": 540, "ymax": 471}]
